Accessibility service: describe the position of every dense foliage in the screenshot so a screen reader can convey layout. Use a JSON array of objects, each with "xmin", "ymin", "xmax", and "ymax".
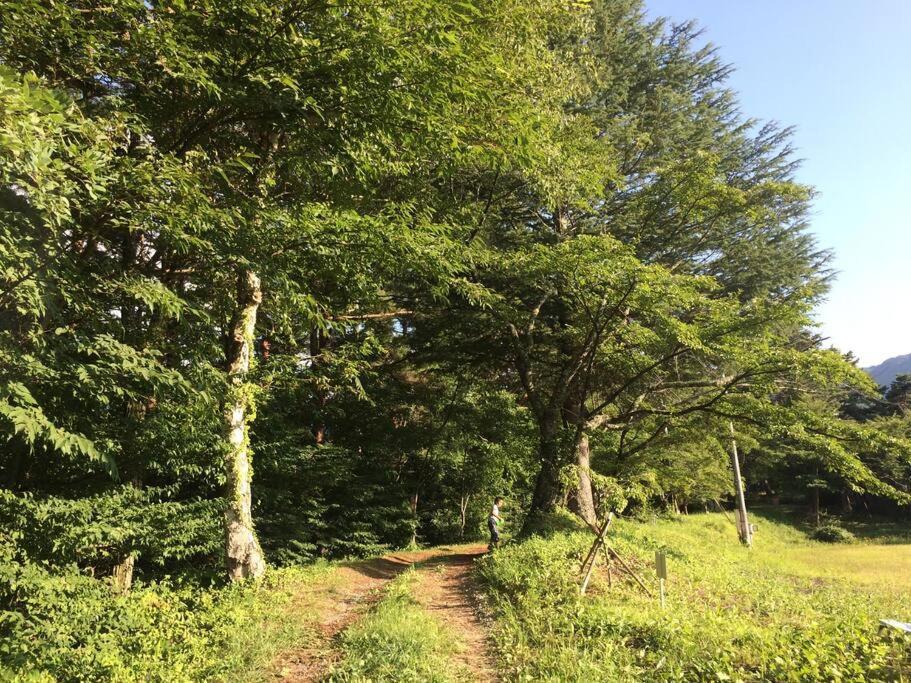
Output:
[
  {"xmin": 0, "ymin": 558, "xmax": 332, "ymax": 681},
  {"xmin": 1, "ymin": 0, "xmax": 910, "ymax": 677}
]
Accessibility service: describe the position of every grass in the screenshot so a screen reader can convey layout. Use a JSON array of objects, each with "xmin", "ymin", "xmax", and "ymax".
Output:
[
  {"xmin": 225, "ymin": 562, "xmax": 341, "ymax": 682},
  {"xmin": 10, "ymin": 514, "xmax": 909, "ymax": 681},
  {"xmin": 4, "ymin": 545, "xmax": 485, "ymax": 682},
  {"xmin": 783, "ymin": 543, "xmax": 911, "ymax": 588},
  {"xmin": 650, "ymin": 509, "xmax": 911, "ymax": 590},
  {"xmin": 723, "ymin": 506, "xmax": 911, "ymax": 588},
  {"xmin": 327, "ymin": 569, "xmax": 470, "ymax": 682},
  {"xmin": 477, "ymin": 509, "xmax": 911, "ymax": 682}
]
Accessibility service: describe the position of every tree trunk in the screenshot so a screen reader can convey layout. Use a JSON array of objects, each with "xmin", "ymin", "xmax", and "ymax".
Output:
[
  {"xmin": 529, "ymin": 423, "xmax": 563, "ymax": 515},
  {"xmin": 224, "ymin": 269, "xmax": 266, "ymax": 581},
  {"xmin": 569, "ymin": 433, "xmax": 598, "ymax": 528},
  {"xmin": 841, "ymin": 490, "xmax": 853, "ymax": 514},
  {"xmin": 560, "ymin": 386, "xmax": 596, "ymax": 529},
  {"xmin": 812, "ymin": 486, "xmax": 820, "ymax": 527},
  {"xmin": 111, "ymin": 554, "xmax": 135, "ymax": 594},
  {"xmin": 310, "ymin": 326, "xmax": 328, "ymax": 444},
  {"xmin": 409, "ymin": 491, "xmax": 419, "ymax": 547},
  {"xmin": 459, "ymin": 494, "xmax": 470, "ymax": 538}
]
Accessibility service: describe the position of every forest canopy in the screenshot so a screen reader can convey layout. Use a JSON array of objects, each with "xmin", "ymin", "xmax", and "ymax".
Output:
[{"xmin": 1, "ymin": 0, "xmax": 909, "ymax": 612}]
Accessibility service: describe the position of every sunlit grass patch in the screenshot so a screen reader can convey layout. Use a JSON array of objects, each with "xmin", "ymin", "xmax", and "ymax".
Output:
[
  {"xmin": 478, "ymin": 510, "xmax": 911, "ymax": 682},
  {"xmin": 783, "ymin": 543, "xmax": 911, "ymax": 589},
  {"xmin": 328, "ymin": 569, "xmax": 471, "ymax": 682}
]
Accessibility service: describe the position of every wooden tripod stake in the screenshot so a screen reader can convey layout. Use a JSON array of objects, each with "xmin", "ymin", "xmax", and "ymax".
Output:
[
  {"xmin": 580, "ymin": 513, "xmax": 613, "ymax": 595},
  {"xmin": 579, "ymin": 512, "xmax": 653, "ymax": 597}
]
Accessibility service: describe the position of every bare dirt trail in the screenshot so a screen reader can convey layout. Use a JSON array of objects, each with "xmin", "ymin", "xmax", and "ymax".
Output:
[
  {"xmin": 269, "ymin": 545, "xmax": 497, "ymax": 682},
  {"xmin": 412, "ymin": 545, "xmax": 498, "ymax": 682}
]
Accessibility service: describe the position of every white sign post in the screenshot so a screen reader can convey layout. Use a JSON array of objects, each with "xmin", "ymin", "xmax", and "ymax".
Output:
[{"xmin": 655, "ymin": 550, "xmax": 667, "ymax": 609}]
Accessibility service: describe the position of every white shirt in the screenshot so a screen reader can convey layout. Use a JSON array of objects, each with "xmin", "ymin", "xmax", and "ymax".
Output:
[{"xmin": 491, "ymin": 504, "xmax": 500, "ymax": 518}]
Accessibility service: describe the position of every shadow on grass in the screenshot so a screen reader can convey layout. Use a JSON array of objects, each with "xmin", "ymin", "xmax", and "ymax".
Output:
[
  {"xmin": 341, "ymin": 546, "xmax": 488, "ymax": 582},
  {"xmin": 750, "ymin": 504, "xmax": 911, "ymax": 545},
  {"xmin": 341, "ymin": 556, "xmax": 415, "ymax": 580},
  {"xmin": 837, "ymin": 517, "xmax": 911, "ymax": 545},
  {"xmin": 517, "ymin": 510, "xmax": 589, "ymax": 540}
]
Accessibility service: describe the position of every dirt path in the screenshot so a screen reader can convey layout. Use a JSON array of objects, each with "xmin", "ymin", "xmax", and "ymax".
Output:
[
  {"xmin": 270, "ymin": 551, "xmax": 418, "ymax": 681},
  {"xmin": 412, "ymin": 546, "xmax": 498, "ymax": 682},
  {"xmin": 270, "ymin": 545, "xmax": 495, "ymax": 682}
]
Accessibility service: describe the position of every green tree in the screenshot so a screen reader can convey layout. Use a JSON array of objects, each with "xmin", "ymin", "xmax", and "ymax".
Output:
[{"xmin": 0, "ymin": 0, "xmax": 594, "ymax": 577}]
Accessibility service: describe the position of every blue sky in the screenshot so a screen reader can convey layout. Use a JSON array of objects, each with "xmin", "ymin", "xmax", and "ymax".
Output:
[{"xmin": 645, "ymin": 1, "xmax": 911, "ymax": 366}]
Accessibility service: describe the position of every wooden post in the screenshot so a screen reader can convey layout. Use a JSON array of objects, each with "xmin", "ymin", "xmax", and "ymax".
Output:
[{"xmin": 729, "ymin": 421, "xmax": 752, "ymax": 547}]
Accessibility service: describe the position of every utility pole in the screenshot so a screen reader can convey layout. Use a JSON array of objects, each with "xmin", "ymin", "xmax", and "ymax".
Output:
[{"xmin": 729, "ymin": 421, "xmax": 752, "ymax": 547}]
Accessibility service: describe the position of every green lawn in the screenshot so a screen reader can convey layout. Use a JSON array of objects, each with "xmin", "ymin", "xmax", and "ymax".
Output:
[
  {"xmin": 785, "ymin": 543, "xmax": 911, "ymax": 588},
  {"xmin": 652, "ymin": 510, "xmax": 911, "ymax": 590}
]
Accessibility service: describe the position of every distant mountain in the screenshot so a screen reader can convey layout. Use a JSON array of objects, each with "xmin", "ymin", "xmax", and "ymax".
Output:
[{"xmin": 864, "ymin": 353, "xmax": 911, "ymax": 388}]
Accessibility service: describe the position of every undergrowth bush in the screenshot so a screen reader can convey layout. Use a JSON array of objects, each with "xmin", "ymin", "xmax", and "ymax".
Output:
[
  {"xmin": 811, "ymin": 523, "xmax": 856, "ymax": 544},
  {"xmin": 0, "ymin": 488, "xmax": 222, "ymax": 577},
  {"xmin": 0, "ymin": 541, "xmax": 330, "ymax": 682},
  {"xmin": 477, "ymin": 510, "xmax": 910, "ymax": 682}
]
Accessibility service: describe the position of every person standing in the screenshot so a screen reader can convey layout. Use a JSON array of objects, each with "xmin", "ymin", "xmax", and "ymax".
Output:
[{"xmin": 488, "ymin": 496, "xmax": 503, "ymax": 551}]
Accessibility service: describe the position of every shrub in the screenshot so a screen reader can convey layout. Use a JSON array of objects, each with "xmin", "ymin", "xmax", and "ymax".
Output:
[
  {"xmin": 0, "ymin": 488, "xmax": 223, "ymax": 577},
  {"xmin": 811, "ymin": 523, "xmax": 856, "ymax": 543}
]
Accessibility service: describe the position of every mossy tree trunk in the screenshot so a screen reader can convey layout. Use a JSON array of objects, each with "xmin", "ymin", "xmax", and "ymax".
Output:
[
  {"xmin": 224, "ymin": 269, "xmax": 266, "ymax": 581},
  {"xmin": 111, "ymin": 555, "xmax": 135, "ymax": 593},
  {"xmin": 530, "ymin": 418, "xmax": 564, "ymax": 514},
  {"xmin": 570, "ymin": 432, "xmax": 598, "ymax": 528}
]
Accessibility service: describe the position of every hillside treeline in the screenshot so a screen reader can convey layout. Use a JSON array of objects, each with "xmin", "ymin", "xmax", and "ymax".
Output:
[{"xmin": 1, "ymin": 0, "xmax": 909, "ymax": 617}]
